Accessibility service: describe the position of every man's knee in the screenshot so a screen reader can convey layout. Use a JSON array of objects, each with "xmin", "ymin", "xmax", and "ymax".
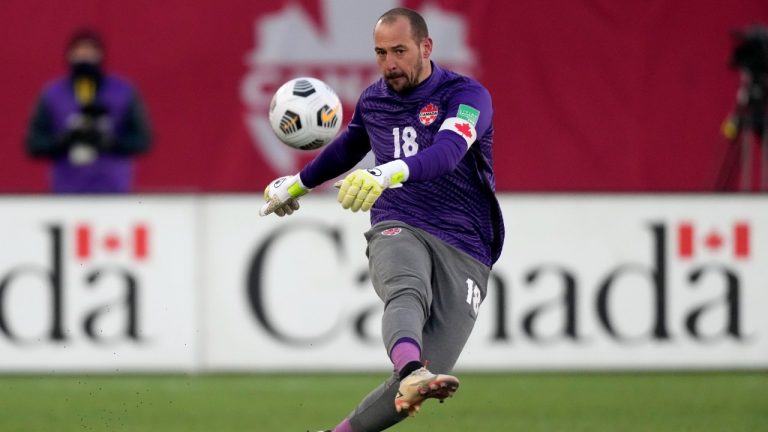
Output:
[{"xmin": 381, "ymin": 274, "xmax": 430, "ymax": 303}]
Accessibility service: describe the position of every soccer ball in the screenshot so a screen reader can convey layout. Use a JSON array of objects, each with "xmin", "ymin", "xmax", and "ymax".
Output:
[{"xmin": 268, "ymin": 77, "xmax": 343, "ymax": 150}]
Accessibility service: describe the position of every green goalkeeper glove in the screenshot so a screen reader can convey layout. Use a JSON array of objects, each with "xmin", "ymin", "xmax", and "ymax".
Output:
[
  {"xmin": 336, "ymin": 160, "xmax": 409, "ymax": 212},
  {"xmin": 260, "ymin": 174, "xmax": 310, "ymax": 217}
]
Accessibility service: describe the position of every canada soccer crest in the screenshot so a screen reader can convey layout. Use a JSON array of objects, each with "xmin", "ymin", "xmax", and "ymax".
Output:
[
  {"xmin": 419, "ymin": 103, "xmax": 439, "ymax": 126},
  {"xmin": 381, "ymin": 227, "xmax": 402, "ymax": 236}
]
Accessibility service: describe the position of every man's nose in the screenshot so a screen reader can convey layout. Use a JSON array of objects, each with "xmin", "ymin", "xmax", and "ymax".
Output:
[{"xmin": 385, "ymin": 56, "xmax": 398, "ymax": 70}]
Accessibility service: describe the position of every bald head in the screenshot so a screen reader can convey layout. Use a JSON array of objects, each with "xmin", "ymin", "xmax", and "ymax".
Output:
[{"xmin": 376, "ymin": 7, "xmax": 429, "ymax": 46}]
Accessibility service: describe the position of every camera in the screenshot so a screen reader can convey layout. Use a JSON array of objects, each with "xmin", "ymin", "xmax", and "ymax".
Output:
[
  {"xmin": 730, "ymin": 25, "xmax": 768, "ymax": 78},
  {"xmin": 728, "ymin": 25, "xmax": 768, "ymax": 138},
  {"xmin": 62, "ymin": 102, "xmax": 113, "ymax": 165}
]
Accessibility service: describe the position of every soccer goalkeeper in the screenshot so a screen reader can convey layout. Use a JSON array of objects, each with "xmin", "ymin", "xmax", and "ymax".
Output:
[{"xmin": 261, "ymin": 7, "xmax": 504, "ymax": 432}]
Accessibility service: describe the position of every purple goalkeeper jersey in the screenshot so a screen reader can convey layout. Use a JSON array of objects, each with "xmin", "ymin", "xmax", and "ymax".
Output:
[{"xmin": 301, "ymin": 63, "xmax": 504, "ymax": 266}]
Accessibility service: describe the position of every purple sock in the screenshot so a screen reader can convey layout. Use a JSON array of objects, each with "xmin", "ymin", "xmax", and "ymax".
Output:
[
  {"xmin": 390, "ymin": 338, "xmax": 421, "ymax": 374},
  {"xmin": 333, "ymin": 417, "xmax": 353, "ymax": 432}
]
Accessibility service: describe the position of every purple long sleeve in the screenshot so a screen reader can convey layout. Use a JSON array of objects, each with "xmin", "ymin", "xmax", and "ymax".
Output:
[
  {"xmin": 402, "ymin": 130, "xmax": 467, "ymax": 181},
  {"xmin": 299, "ymin": 108, "xmax": 371, "ymax": 188}
]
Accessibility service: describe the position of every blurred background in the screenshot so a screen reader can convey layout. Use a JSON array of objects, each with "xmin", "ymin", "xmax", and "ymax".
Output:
[
  {"xmin": 2, "ymin": 0, "xmax": 768, "ymax": 192},
  {"xmin": 0, "ymin": 1, "xmax": 767, "ymax": 431}
]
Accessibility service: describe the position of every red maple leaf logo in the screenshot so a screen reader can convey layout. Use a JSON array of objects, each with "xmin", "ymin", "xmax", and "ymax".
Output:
[
  {"xmin": 455, "ymin": 122, "xmax": 473, "ymax": 138},
  {"xmin": 76, "ymin": 224, "xmax": 150, "ymax": 261},
  {"xmin": 678, "ymin": 222, "xmax": 750, "ymax": 259},
  {"xmin": 704, "ymin": 232, "xmax": 723, "ymax": 250}
]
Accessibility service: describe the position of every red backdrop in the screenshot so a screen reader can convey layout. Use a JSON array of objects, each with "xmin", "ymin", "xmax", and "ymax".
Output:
[{"xmin": 1, "ymin": 0, "xmax": 767, "ymax": 193}]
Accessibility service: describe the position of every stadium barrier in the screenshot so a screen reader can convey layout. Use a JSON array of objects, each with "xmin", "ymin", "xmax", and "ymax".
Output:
[{"xmin": 0, "ymin": 194, "xmax": 766, "ymax": 372}]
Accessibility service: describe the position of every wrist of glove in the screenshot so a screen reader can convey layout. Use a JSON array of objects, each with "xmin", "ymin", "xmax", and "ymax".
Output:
[
  {"xmin": 336, "ymin": 159, "xmax": 409, "ymax": 212},
  {"xmin": 260, "ymin": 174, "xmax": 310, "ymax": 217}
]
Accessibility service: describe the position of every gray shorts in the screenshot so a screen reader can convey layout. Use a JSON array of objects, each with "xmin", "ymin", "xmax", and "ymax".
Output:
[
  {"xmin": 348, "ymin": 222, "xmax": 491, "ymax": 430},
  {"xmin": 365, "ymin": 220, "xmax": 490, "ymax": 371}
]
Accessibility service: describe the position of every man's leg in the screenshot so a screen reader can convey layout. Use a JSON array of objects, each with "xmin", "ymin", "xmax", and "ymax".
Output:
[
  {"xmin": 342, "ymin": 223, "xmax": 432, "ymax": 431},
  {"xmin": 393, "ymin": 228, "xmax": 489, "ymax": 417},
  {"xmin": 419, "ymin": 228, "xmax": 489, "ymax": 375},
  {"xmin": 338, "ymin": 223, "xmax": 488, "ymax": 431}
]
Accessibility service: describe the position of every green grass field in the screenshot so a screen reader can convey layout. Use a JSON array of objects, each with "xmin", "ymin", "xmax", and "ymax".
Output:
[{"xmin": 1, "ymin": 372, "xmax": 766, "ymax": 431}]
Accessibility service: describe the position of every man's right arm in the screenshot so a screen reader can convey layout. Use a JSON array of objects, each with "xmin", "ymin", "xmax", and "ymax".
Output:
[{"xmin": 261, "ymin": 104, "xmax": 371, "ymax": 217}]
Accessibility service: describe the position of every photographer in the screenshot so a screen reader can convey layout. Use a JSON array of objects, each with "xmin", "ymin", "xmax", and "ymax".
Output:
[{"xmin": 25, "ymin": 28, "xmax": 151, "ymax": 193}]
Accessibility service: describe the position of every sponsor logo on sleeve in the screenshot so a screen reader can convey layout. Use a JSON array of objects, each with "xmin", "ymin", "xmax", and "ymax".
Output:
[{"xmin": 457, "ymin": 104, "xmax": 480, "ymax": 126}]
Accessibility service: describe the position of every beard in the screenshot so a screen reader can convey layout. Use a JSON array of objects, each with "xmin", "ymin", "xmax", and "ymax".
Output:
[{"xmin": 385, "ymin": 55, "xmax": 424, "ymax": 92}]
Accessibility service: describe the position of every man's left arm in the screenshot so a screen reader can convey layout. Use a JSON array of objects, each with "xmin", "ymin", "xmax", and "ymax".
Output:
[{"xmin": 403, "ymin": 86, "xmax": 492, "ymax": 181}]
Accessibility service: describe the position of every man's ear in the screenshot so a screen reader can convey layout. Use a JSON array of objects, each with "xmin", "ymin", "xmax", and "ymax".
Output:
[{"xmin": 422, "ymin": 37, "xmax": 433, "ymax": 59}]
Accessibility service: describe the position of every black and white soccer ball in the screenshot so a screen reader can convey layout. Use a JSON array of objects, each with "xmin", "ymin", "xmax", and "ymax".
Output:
[{"xmin": 268, "ymin": 77, "xmax": 343, "ymax": 150}]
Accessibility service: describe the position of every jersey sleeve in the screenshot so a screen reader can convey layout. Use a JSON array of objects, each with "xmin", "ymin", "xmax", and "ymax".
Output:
[
  {"xmin": 25, "ymin": 94, "xmax": 64, "ymax": 158},
  {"xmin": 111, "ymin": 90, "xmax": 152, "ymax": 155},
  {"xmin": 299, "ymin": 102, "xmax": 371, "ymax": 188},
  {"xmin": 403, "ymin": 84, "xmax": 493, "ymax": 182}
]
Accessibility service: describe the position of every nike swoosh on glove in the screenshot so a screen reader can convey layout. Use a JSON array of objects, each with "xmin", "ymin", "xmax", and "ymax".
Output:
[
  {"xmin": 336, "ymin": 160, "xmax": 409, "ymax": 212},
  {"xmin": 260, "ymin": 174, "xmax": 310, "ymax": 217}
]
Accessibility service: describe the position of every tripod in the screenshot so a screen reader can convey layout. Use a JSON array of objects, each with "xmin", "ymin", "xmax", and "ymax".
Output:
[{"xmin": 717, "ymin": 70, "xmax": 768, "ymax": 191}]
